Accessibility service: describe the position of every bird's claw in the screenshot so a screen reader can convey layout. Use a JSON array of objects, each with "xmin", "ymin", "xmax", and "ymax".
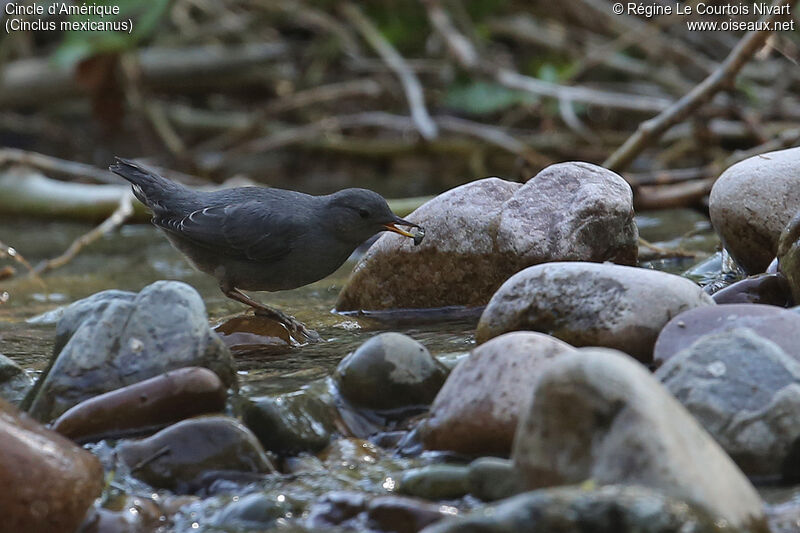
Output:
[{"xmin": 254, "ymin": 308, "xmax": 321, "ymax": 342}]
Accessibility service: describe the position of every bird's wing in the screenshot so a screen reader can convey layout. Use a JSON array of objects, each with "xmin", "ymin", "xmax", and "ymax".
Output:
[{"xmin": 154, "ymin": 200, "xmax": 298, "ymax": 263}]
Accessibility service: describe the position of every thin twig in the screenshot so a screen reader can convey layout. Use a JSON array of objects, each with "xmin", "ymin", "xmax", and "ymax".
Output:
[
  {"xmin": 0, "ymin": 148, "xmax": 117, "ymax": 184},
  {"xmin": 341, "ymin": 3, "xmax": 438, "ymax": 140},
  {"xmin": 33, "ymin": 192, "xmax": 134, "ymax": 276},
  {"xmin": 0, "ymin": 239, "xmax": 44, "ymax": 286},
  {"xmin": 603, "ymin": 0, "xmax": 796, "ymax": 171}
]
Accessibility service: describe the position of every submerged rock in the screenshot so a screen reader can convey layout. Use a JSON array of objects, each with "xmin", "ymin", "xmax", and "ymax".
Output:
[
  {"xmin": 476, "ymin": 262, "xmax": 714, "ymax": 362},
  {"xmin": 420, "ymin": 332, "xmax": 575, "ymax": 454},
  {"xmin": 117, "ymin": 415, "xmax": 274, "ymax": 492},
  {"xmin": 210, "ymin": 492, "xmax": 290, "ymax": 530},
  {"xmin": 420, "ymin": 485, "xmax": 735, "ymax": 533},
  {"xmin": 336, "ymin": 162, "xmax": 637, "ymax": 311},
  {"xmin": 0, "ymin": 353, "xmax": 33, "ymax": 405},
  {"xmin": 657, "ymin": 328, "xmax": 800, "ymax": 480},
  {"xmin": 367, "ymin": 495, "xmax": 450, "ymax": 533},
  {"xmin": 52, "ymin": 367, "xmax": 227, "ymax": 442},
  {"xmin": 25, "ymin": 281, "xmax": 235, "ymax": 422},
  {"xmin": 709, "ymin": 147, "xmax": 800, "ymax": 274},
  {"xmin": 334, "ymin": 333, "xmax": 448, "ymax": 412},
  {"xmin": 512, "ymin": 348, "xmax": 767, "ymax": 532},
  {"xmin": 0, "ymin": 399, "xmax": 103, "ymax": 533},
  {"xmin": 654, "ymin": 304, "xmax": 800, "ymax": 366}
]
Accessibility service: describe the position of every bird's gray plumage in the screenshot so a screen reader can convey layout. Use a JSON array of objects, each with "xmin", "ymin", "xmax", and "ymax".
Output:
[{"xmin": 109, "ymin": 158, "xmax": 417, "ymax": 294}]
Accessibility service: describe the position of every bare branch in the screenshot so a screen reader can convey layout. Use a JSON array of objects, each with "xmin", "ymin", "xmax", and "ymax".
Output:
[
  {"xmin": 341, "ymin": 3, "xmax": 439, "ymax": 140},
  {"xmin": 604, "ymin": 0, "xmax": 796, "ymax": 171}
]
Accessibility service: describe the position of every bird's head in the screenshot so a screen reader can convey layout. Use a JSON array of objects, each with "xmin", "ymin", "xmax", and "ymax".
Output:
[{"xmin": 325, "ymin": 188, "xmax": 424, "ymax": 246}]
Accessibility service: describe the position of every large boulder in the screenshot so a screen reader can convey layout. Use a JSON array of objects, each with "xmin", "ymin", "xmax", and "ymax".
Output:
[
  {"xmin": 25, "ymin": 281, "xmax": 235, "ymax": 422},
  {"xmin": 0, "ymin": 399, "xmax": 103, "ymax": 533},
  {"xmin": 420, "ymin": 332, "xmax": 576, "ymax": 454},
  {"xmin": 653, "ymin": 304, "xmax": 800, "ymax": 367},
  {"xmin": 512, "ymin": 348, "xmax": 767, "ymax": 532},
  {"xmin": 476, "ymin": 262, "xmax": 714, "ymax": 363},
  {"xmin": 656, "ymin": 328, "xmax": 800, "ymax": 480},
  {"xmin": 336, "ymin": 162, "xmax": 637, "ymax": 311},
  {"xmin": 709, "ymin": 147, "xmax": 800, "ymax": 274}
]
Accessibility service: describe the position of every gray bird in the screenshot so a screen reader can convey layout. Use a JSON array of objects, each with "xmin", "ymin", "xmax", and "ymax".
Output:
[{"xmin": 109, "ymin": 158, "xmax": 423, "ymax": 340}]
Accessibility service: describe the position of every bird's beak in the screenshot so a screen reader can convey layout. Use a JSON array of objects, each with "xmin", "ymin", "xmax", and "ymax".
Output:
[{"xmin": 383, "ymin": 216, "xmax": 419, "ymax": 238}]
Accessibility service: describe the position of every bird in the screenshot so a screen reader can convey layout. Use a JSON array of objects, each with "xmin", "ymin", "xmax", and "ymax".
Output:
[{"xmin": 109, "ymin": 157, "xmax": 424, "ymax": 340}]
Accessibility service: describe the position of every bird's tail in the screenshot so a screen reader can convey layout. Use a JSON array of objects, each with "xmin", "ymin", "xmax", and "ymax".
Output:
[{"xmin": 109, "ymin": 157, "xmax": 185, "ymax": 211}]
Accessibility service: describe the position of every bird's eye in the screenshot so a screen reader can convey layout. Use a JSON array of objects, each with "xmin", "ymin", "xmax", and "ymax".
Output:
[{"xmin": 358, "ymin": 209, "xmax": 370, "ymax": 219}]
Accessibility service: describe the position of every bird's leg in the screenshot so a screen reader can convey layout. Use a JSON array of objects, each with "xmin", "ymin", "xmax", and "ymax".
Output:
[{"xmin": 221, "ymin": 284, "xmax": 321, "ymax": 342}]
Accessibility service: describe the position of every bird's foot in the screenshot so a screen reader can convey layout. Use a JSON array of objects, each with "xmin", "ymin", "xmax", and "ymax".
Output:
[{"xmin": 254, "ymin": 307, "xmax": 321, "ymax": 342}]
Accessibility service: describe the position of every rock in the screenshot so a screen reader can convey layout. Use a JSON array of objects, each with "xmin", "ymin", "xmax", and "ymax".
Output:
[
  {"xmin": 512, "ymin": 348, "xmax": 767, "ymax": 532},
  {"xmin": 214, "ymin": 314, "xmax": 297, "ymax": 353},
  {"xmin": 367, "ymin": 495, "xmax": 449, "ymax": 533},
  {"xmin": 656, "ymin": 328, "xmax": 800, "ymax": 480},
  {"xmin": 242, "ymin": 382, "xmax": 338, "ymax": 455},
  {"xmin": 778, "ymin": 210, "xmax": 800, "ymax": 304},
  {"xmin": 397, "ymin": 464, "xmax": 470, "ymax": 500},
  {"xmin": 711, "ymin": 273, "xmax": 792, "ymax": 307},
  {"xmin": 52, "ymin": 367, "xmax": 227, "ymax": 442},
  {"xmin": 25, "ymin": 281, "xmax": 235, "ymax": 422},
  {"xmin": 709, "ymin": 147, "xmax": 800, "ymax": 274},
  {"xmin": 0, "ymin": 399, "xmax": 103, "ymax": 533},
  {"xmin": 211, "ymin": 492, "xmax": 290, "ymax": 530},
  {"xmin": 334, "ymin": 333, "xmax": 448, "ymax": 411},
  {"xmin": 654, "ymin": 304, "xmax": 800, "ymax": 366},
  {"xmin": 476, "ymin": 262, "xmax": 714, "ymax": 362},
  {"xmin": 336, "ymin": 162, "xmax": 637, "ymax": 311},
  {"xmin": 306, "ymin": 491, "xmax": 368, "ymax": 528},
  {"xmin": 0, "ymin": 353, "xmax": 33, "ymax": 405},
  {"xmin": 467, "ymin": 457, "xmax": 525, "ymax": 502},
  {"xmin": 117, "ymin": 415, "xmax": 274, "ymax": 492},
  {"xmin": 419, "ymin": 485, "xmax": 734, "ymax": 533},
  {"xmin": 420, "ymin": 332, "xmax": 575, "ymax": 454}
]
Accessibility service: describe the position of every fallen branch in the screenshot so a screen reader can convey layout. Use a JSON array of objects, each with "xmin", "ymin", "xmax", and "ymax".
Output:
[
  {"xmin": 33, "ymin": 193, "xmax": 135, "ymax": 276},
  {"xmin": 603, "ymin": 0, "xmax": 795, "ymax": 171},
  {"xmin": 0, "ymin": 148, "xmax": 118, "ymax": 184},
  {"xmin": 341, "ymin": 3, "xmax": 438, "ymax": 140}
]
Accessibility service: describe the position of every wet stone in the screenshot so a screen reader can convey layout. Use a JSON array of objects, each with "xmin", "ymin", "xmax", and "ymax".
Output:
[
  {"xmin": 214, "ymin": 313, "xmax": 297, "ymax": 353},
  {"xmin": 210, "ymin": 492, "xmax": 291, "ymax": 530},
  {"xmin": 116, "ymin": 415, "xmax": 274, "ymax": 493},
  {"xmin": 654, "ymin": 304, "xmax": 800, "ymax": 367},
  {"xmin": 242, "ymin": 382, "xmax": 338, "ymax": 455},
  {"xmin": 25, "ymin": 281, "xmax": 235, "ymax": 422},
  {"xmin": 420, "ymin": 485, "xmax": 735, "ymax": 533},
  {"xmin": 467, "ymin": 457, "xmax": 525, "ymax": 502},
  {"xmin": 778, "ymin": 210, "xmax": 800, "ymax": 305},
  {"xmin": 397, "ymin": 464, "xmax": 470, "ymax": 500},
  {"xmin": 334, "ymin": 332, "xmax": 448, "ymax": 412},
  {"xmin": 52, "ymin": 366, "xmax": 227, "ymax": 442},
  {"xmin": 306, "ymin": 491, "xmax": 368, "ymax": 529},
  {"xmin": 0, "ymin": 353, "xmax": 33, "ymax": 405},
  {"xmin": 367, "ymin": 495, "xmax": 449, "ymax": 533},
  {"xmin": 0, "ymin": 399, "xmax": 104, "ymax": 533},
  {"xmin": 711, "ymin": 273, "xmax": 793, "ymax": 306},
  {"xmin": 657, "ymin": 328, "xmax": 800, "ymax": 480},
  {"xmin": 476, "ymin": 262, "xmax": 714, "ymax": 363}
]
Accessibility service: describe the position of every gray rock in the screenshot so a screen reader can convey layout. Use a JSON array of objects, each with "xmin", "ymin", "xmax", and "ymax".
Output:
[
  {"xmin": 476, "ymin": 262, "xmax": 714, "ymax": 363},
  {"xmin": 397, "ymin": 464, "xmax": 470, "ymax": 500},
  {"xmin": 0, "ymin": 354, "xmax": 32, "ymax": 405},
  {"xmin": 420, "ymin": 332, "xmax": 575, "ymax": 454},
  {"xmin": 657, "ymin": 328, "xmax": 800, "ymax": 480},
  {"xmin": 336, "ymin": 162, "xmax": 637, "ymax": 311},
  {"xmin": 334, "ymin": 333, "xmax": 447, "ymax": 411},
  {"xmin": 778, "ymin": 210, "xmax": 800, "ymax": 304},
  {"xmin": 212, "ymin": 492, "xmax": 290, "ymax": 530},
  {"xmin": 306, "ymin": 491, "xmax": 368, "ymax": 528},
  {"xmin": 711, "ymin": 273, "xmax": 792, "ymax": 307},
  {"xmin": 117, "ymin": 415, "xmax": 274, "ymax": 492},
  {"xmin": 420, "ymin": 485, "xmax": 740, "ymax": 533},
  {"xmin": 467, "ymin": 457, "xmax": 525, "ymax": 502},
  {"xmin": 25, "ymin": 281, "xmax": 235, "ymax": 422},
  {"xmin": 709, "ymin": 147, "xmax": 800, "ymax": 274},
  {"xmin": 511, "ymin": 348, "xmax": 767, "ymax": 532},
  {"xmin": 654, "ymin": 304, "xmax": 800, "ymax": 367}
]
